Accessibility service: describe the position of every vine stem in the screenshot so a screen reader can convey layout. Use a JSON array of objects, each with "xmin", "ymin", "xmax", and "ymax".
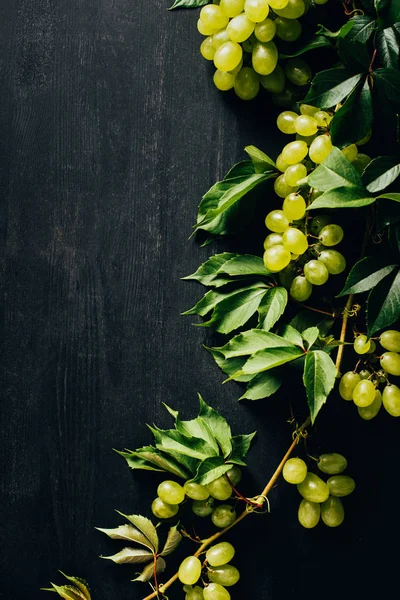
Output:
[
  {"xmin": 142, "ymin": 417, "xmax": 310, "ymax": 600},
  {"xmin": 335, "ymin": 294, "xmax": 354, "ymax": 377}
]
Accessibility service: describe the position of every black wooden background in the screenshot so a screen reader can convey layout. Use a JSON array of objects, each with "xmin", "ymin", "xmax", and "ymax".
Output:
[{"xmin": 1, "ymin": 1, "xmax": 400, "ymax": 599}]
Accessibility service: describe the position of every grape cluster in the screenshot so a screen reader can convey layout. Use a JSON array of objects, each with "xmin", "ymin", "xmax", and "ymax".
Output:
[
  {"xmin": 339, "ymin": 330, "xmax": 400, "ymax": 419},
  {"xmin": 283, "ymin": 454, "xmax": 355, "ymax": 528},
  {"xmin": 197, "ymin": 0, "xmax": 328, "ymax": 101},
  {"xmin": 179, "ymin": 542, "xmax": 239, "ymax": 599}
]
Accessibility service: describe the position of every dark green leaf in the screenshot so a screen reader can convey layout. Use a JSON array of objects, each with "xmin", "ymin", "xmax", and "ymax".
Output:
[
  {"xmin": 199, "ymin": 287, "xmax": 269, "ymax": 334},
  {"xmin": 189, "ymin": 456, "xmax": 232, "ymax": 486},
  {"xmin": 220, "ymin": 254, "xmax": 271, "ymax": 277},
  {"xmin": 214, "ymin": 329, "xmax": 295, "ymax": 359},
  {"xmin": 330, "ymin": 78, "xmax": 373, "ymax": 147},
  {"xmin": 308, "ymin": 185, "xmax": 375, "ymax": 210},
  {"xmin": 374, "ymin": 67, "xmax": 400, "ymax": 102},
  {"xmin": 376, "ymin": 27, "xmax": 400, "ymax": 68},
  {"xmin": 182, "ymin": 253, "xmax": 238, "ymax": 287},
  {"xmin": 377, "ymin": 193, "xmax": 400, "ymax": 202},
  {"xmin": 338, "ymin": 257, "xmax": 398, "ymax": 296},
  {"xmin": 279, "ymin": 35, "xmax": 332, "ymax": 58},
  {"xmin": 244, "ymin": 145, "xmax": 276, "ymax": 173},
  {"xmin": 337, "ymin": 38, "xmax": 371, "ymax": 73},
  {"xmin": 169, "ymin": 0, "xmax": 208, "ymax": 8},
  {"xmin": 132, "ymin": 558, "xmax": 166, "ymax": 583},
  {"xmin": 96, "ymin": 525, "xmax": 155, "ymax": 551},
  {"xmin": 102, "ymin": 548, "xmax": 154, "ymax": 565},
  {"xmin": 117, "ymin": 514, "xmax": 159, "ymax": 553},
  {"xmin": 303, "ymin": 350, "xmax": 337, "ymax": 423},
  {"xmin": 362, "ymin": 156, "xmax": 400, "ymax": 192},
  {"xmin": 160, "ymin": 525, "xmax": 182, "ymax": 557},
  {"xmin": 290, "ymin": 310, "xmax": 334, "ymax": 336},
  {"xmin": 377, "ymin": 199, "xmax": 400, "ymax": 230},
  {"xmin": 198, "ymin": 396, "xmax": 233, "ymax": 458},
  {"xmin": 239, "ymin": 346, "xmax": 304, "ymax": 376},
  {"xmin": 346, "ymin": 15, "xmax": 377, "ymax": 43},
  {"xmin": 239, "ymin": 370, "xmax": 282, "ymax": 400},
  {"xmin": 367, "ymin": 270, "xmax": 400, "ymax": 335},
  {"xmin": 304, "ymin": 68, "xmax": 362, "ymax": 109},
  {"xmin": 257, "ymin": 287, "xmax": 288, "ymax": 331},
  {"xmin": 302, "ymin": 147, "xmax": 362, "ymax": 191},
  {"xmin": 281, "ymin": 324, "xmax": 304, "ymax": 347},
  {"xmin": 317, "ymin": 21, "xmax": 355, "ymax": 38},
  {"xmin": 302, "ymin": 327, "xmax": 319, "ymax": 349},
  {"xmin": 229, "ymin": 433, "xmax": 256, "ymax": 465}
]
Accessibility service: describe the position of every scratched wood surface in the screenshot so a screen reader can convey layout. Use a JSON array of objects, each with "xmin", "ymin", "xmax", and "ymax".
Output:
[{"xmin": 0, "ymin": 1, "xmax": 399, "ymax": 598}]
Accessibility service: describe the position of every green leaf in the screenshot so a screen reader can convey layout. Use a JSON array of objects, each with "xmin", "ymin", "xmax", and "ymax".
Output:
[
  {"xmin": 96, "ymin": 525, "xmax": 155, "ymax": 551},
  {"xmin": 308, "ymin": 185, "xmax": 375, "ymax": 210},
  {"xmin": 102, "ymin": 548, "xmax": 154, "ymax": 564},
  {"xmin": 338, "ymin": 257, "xmax": 398, "ymax": 296},
  {"xmin": 182, "ymin": 253, "xmax": 238, "ymax": 287},
  {"xmin": 239, "ymin": 370, "xmax": 282, "ymax": 400},
  {"xmin": 220, "ymin": 254, "xmax": 271, "ymax": 277},
  {"xmin": 290, "ymin": 310, "xmax": 334, "ymax": 336},
  {"xmin": 229, "ymin": 433, "xmax": 256, "ymax": 465},
  {"xmin": 330, "ymin": 78, "xmax": 373, "ymax": 147},
  {"xmin": 200, "ymin": 287, "xmax": 269, "ymax": 334},
  {"xmin": 244, "ymin": 145, "xmax": 276, "ymax": 173},
  {"xmin": 377, "ymin": 193, "xmax": 400, "ymax": 202},
  {"xmin": 239, "ymin": 346, "xmax": 304, "ymax": 376},
  {"xmin": 362, "ymin": 157, "xmax": 400, "ymax": 192},
  {"xmin": 117, "ymin": 447, "xmax": 191, "ymax": 479},
  {"xmin": 374, "ymin": 67, "xmax": 400, "ymax": 102},
  {"xmin": 208, "ymin": 350, "xmax": 252, "ymax": 382},
  {"xmin": 317, "ymin": 21, "xmax": 355, "ymax": 38},
  {"xmin": 183, "ymin": 282, "xmax": 267, "ymax": 317},
  {"xmin": 169, "ymin": 0, "xmax": 208, "ymax": 8},
  {"xmin": 214, "ymin": 329, "xmax": 295, "ymax": 359},
  {"xmin": 377, "ymin": 198, "xmax": 400, "ymax": 230},
  {"xmin": 189, "ymin": 456, "xmax": 232, "ymax": 486},
  {"xmin": 132, "ymin": 558, "xmax": 166, "ymax": 583},
  {"xmin": 117, "ymin": 514, "xmax": 159, "ymax": 553},
  {"xmin": 43, "ymin": 585, "xmax": 85, "ymax": 600},
  {"xmin": 367, "ymin": 270, "xmax": 400, "ymax": 336},
  {"xmin": 281, "ymin": 324, "xmax": 304, "ymax": 347},
  {"xmin": 302, "ymin": 147, "xmax": 362, "ymax": 191},
  {"xmin": 198, "ymin": 396, "xmax": 233, "ymax": 458},
  {"xmin": 376, "ymin": 27, "xmax": 400, "ymax": 68},
  {"xmin": 258, "ymin": 287, "xmax": 288, "ymax": 331},
  {"xmin": 302, "ymin": 327, "xmax": 319, "ymax": 349},
  {"xmin": 160, "ymin": 524, "xmax": 183, "ymax": 557},
  {"xmin": 303, "ymin": 350, "xmax": 337, "ymax": 423},
  {"xmin": 337, "ymin": 38, "xmax": 371, "ymax": 73},
  {"xmin": 346, "ymin": 15, "xmax": 377, "ymax": 43},
  {"xmin": 57, "ymin": 575, "xmax": 90, "ymax": 600},
  {"xmin": 151, "ymin": 427, "xmax": 219, "ymax": 461},
  {"xmin": 304, "ymin": 68, "xmax": 362, "ymax": 108},
  {"xmin": 175, "ymin": 417, "xmax": 219, "ymax": 454},
  {"xmin": 279, "ymin": 35, "xmax": 332, "ymax": 58}
]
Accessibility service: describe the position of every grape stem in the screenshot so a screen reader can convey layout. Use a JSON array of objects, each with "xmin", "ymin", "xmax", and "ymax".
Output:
[
  {"xmin": 142, "ymin": 417, "xmax": 310, "ymax": 600},
  {"xmin": 335, "ymin": 295, "xmax": 354, "ymax": 377}
]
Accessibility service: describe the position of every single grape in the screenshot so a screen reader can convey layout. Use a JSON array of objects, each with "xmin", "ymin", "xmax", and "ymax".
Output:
[
  {"xmin": 376, "ymin": 369, "xmax": 387, "ymax": 383},
  {"xmin": 304, "ymin": 260, "xmax": 329, "ymax": 285},
  {"xmin": 226, "ymin": 466, "xmax": 242, "ymax": 486},
  {"xmin": 295, "ymin": 115, "xmax": 318, "ymax": 136},
  {"xmin": 281, "ymin": 140, "xmax": 308, "ymax": 165},
  {"xmin": 321, "ymin": 496, "xmax": 345, "ymax": 527},
  {"xmin": 264, "ymin": 233, "xmax": 283, "ymax": 249},
  {"xmin": 274, "ymin": 173, "xmax": 297, "ymax": 198},
  {"xmin": 282, "ymin": 457, "xmax": 308, "ymax": 484},
  {"xmin": 252, "ymin": 41, "xmax": 278, "ymax": 75},
  {"xmin": 234, "ymin": 67, "xmax": 260, "ymax": 100},
  {"xmin": 184, "ymin": 482, "xmax": 210, "ymax": 501},
  {"xmin": 353, "ymin": 153, "xmax": 372, "ymax": 174},
  {"xmin": 263, "ymin": 245, "xmax": 291, "ymax": 272},
  {"xmin": 380, "ymin": 330, "xmax": 400, "ymax": 352},
  {"xmin": 339, "ymin": 372, "xmax": 360, "ymax": 401},
  {"xmin": 274, "ymin": 16, "xmax": 302, "ymax": 42},
  {"xmin": 283, "ymin": 192, "xmax": 306, "ymax": 220},
  {"xmin": 359, "ymin": 369, "xmax": 371, "ymax": 380},
  {"xmin": 318, "ymin": 224, "xmax": 344, "ymax": 246},
  {"xmin": 220, "ymin": 0, "xmax": 245, "ymax": 17},
  {"xmin": 367, "ymin": 340, "xmax": 376, "ymax": 354},
  {"xmin": 212, "ymin": 29, "xmax": 231, "ymax": 49},
  {"xmin": 192, "ymin": 497, "xmax": 215, "ymax": 517},
  {"xmin": 151, "ymin": 497, "xmax": 179, "ymax": 519},
  {"xmin": 244, "ymin": 0, "xmax": 270, "ymax": 22},
  {"xmin": 285, "ymin": 163, "xmax": 307, "ymax": 187},
  {"xmin": 158, "ymin": 480, "xmax": 185, "ymax": 505},
  {"xmin": 290, "ymin": 275, "xmax": 312, "ymax": 301},
  {"xmin": 267, "ymin": 0, "xmax": 290, "ymax": 8},
  {"xmin": 207, "ymin": 475, "xmax": 233, "ymax": 500},
  {"xmin": 197, "ymin": 19, "xmax": 218, "ymax": 36},
  {"xmin": 200, "ymin": 37, "xmax": 217, "ymax": 61},
  {"xmin": 382, "ymin": 384, "xmax": 400, "ymax": 417},
  {"xmin": 277, "ymin": 111, "xmax": 298, "ymax": 135},
  {"xmin": 317, "ymin": 249, "xmax": 346, "ymax": 274},
  {"xmin": 313, "ymin": 110, "xmax": 331, "ymax": 127},
  {"xmin": 352, "ymin": 379, "xmax": 376, "ymax": 407},
  {"xmin": 227, "ymin": 14, "xmax": 255, "ymax": 42},
  {"xmin": 309, "ymin": 134, "xmax": 333, "ymax": 163},
  {"xmin": 254, "ymin": 18, "xmax": 276, "ymax": 41},
  {"xmin": 208, "ymin": 564, "xmax": 240, "ymax": 587},
  {"xmin": 317, "ymin": 453, "xmax": 347, "ymax": 475},
  {"xmin": 300, "ymin": 104, "xmax": 318, "ymax": 117},
  {"xmin": 380, "ymin": 351, "xmax": 400, "ymax": 375},
  {"xmin": 327, "ymin": 475, "xmax": 355, "ymax": 497},
  {"xmin": 282, "ymin": 228, "xmax": 308, "ymax": 254},
  {"xmin": 211, "ymin": 505, "xmax": 237, "ymax": 528},
  {"xmin": 214, "ymin": 41, "xmax": 243, "ymax": 72},
  {"xmin": 185, "ymin": 585, "xmax": 205, "ymax": 600},
  {"xmin": 203, "ymin": 583, "xmax": 231, "ymax": 600},
  {"xmin": 309, "ymin": 214, "xmax": 330, "ymax": 236},
  {"xmin": 298, "ymin": 499, "xmax": 321, "ymax": 528},
  {"xmin": 358, "ymin": 389, "xmax": 382, "ymax": 420},
  {"xmin": 285, "ymin": 58, "xmax": 312, "ymax": 86},
  {"xmin": 200, "ymin": 5, "xmax": 229, "ymax": 29},
  {"xmin": 265, "ymin": 209, "xmax": 290, "ymax": 232},
  {"xmin": 179, "ymin": 556, "xmax": 202, "ymax": 585},
  {"xmin": 297, "ymin": 473, "xmax": 330, "ymax": 503},
  {"xmin": 342, "ymin": 144, "xmax": 358, "ymax": 162},
  {"xmin": 273, "ymin": 0, "xmax": 305, "ymax": 18},
  {"xmin": 276, "ymin": 153, "xmax": 290, "ymax": 172},
  {"xmin": 213, "ymin": 70, "xmax": 236, "ymax": 91},
  {"xmin": 206, "ymin": 542, "xmax": 235, "ymax": 567},
  {"xmin": 259, "ymin": 64, "xmax": 286, "ymax": 93}
]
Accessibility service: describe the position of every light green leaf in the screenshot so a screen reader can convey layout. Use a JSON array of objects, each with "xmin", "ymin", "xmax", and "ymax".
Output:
[
  {"xmin": 117, "ymin": 447, "xmax": 191, "ymax": 479},
  {"xmin": 279, "ymin": 35, "xmax": 333, "ymax": 58},
  {"xmin": 175, "ymin": 416, "xmax": 219, "ymax": 455},
  {"xmin": 189, "ymin": 456, "xmax": 232, "ymax": 486},
  {"xmin": 302, "ymin": 327, "xmax": 319, "ymax": 349},
  {"xmin": 101, "ymin": 547, "xmax": 154, "ymax": 565},
  {"xmin": 281, "ymin": 325, "xmax": 305, "ymax": 347},
  {"xmin": 239, "ymin": 370, "xmax": 282, "ymax": 400},
  {"xmin": 338, "ymin": 257, "xmax": 398, "ymax": 296},
  {"xmin": 116, "ymin": 514, "xmax": 159, "ymax": 554},
  {"xmin": 160, "ymin": 524, "xmax": 183, "ymax": 557},
  {"xmin": 132, "ymin": 558, "xmax": 166, "ymax": 583},
  {"xmin": 245, "ymin": 145, "xmax": 276, "ymax": 173},
  {"xmin": 229, "ymin": 433, "xmax": 256, "ymax": 465},
  {"xmin": 183, "ymin": 282, "xmax": 268, "ymax": 317},
  {"xmin": 151, "ymin": 427, "xmax": 219, "ymax": 461},
  {"xmin": 304, "ymin": 69, "xmax": 362, "ymax": 109},
  {"xmin": 220, "ymin": 254, "xmax": 271, "ymax": 277},
  {"xmin": 57, "ymin": 575, "xmax": 90, "ymax": 600},
  {"xmin": 208, "ymin": 350, "xmax": 252, "ymax": 382},
  {"xmin": 303, "ymin": 350, "xmax": 337, "ymax": 423},
  {"xmin": 308, "ymin": 185, "xmax": 375, "ymax": 210},
  {"xmin": 317, "ymin": 21, "xmax": 355, "ymax": 38},
  {"xmin": 240, "ymin": 346, "xmax": 304, "ymax": 376},
  {"xmin": 302, "ymin": 147, "xmax": 362, "ymax": 191},
  {"xmin": 96, "ymin": 525, "xmax": 155, "ymax": 551},
  {"xmin": 43, "ymin": 585, "xmax": 85, "ymax": 600},
  {"xmin": 377, "ymin": 193, "xmax": 400, "ymax": 203},
  {"xmin": 367, "ymin": 270, "xmax": 400, "ymax": 336},
  {"xmin": 200, "ymin": 287, "xmax": 269, "ymax": 334},
  {"xmin": 182, "ymin": 253, "xmax": 238, "ymax": 287},
  {"xmin": 258, "ymin": 287, "xmax": 288, "ymax": 331},
  {"xmin": 198, "ymin": 396, "xmax": 233, "ymax": 458},
  {"xmin": 363, "ymin": 157, "xmax": 400, "ymax": 193},
  {"xmin": 169, "ymin": 0, "xmax": 208, "ymax": 8},
  {"xmin": 214, "ymin": 329, "xmax": 295, "ymax": 359}
]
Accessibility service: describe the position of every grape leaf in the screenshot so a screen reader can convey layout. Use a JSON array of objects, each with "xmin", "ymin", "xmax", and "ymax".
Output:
[
  {"xmin": 377, "ymin": 193, "xmax": 400, "ymax": 202},
  {"xmin": 42, "ymin": 585, "xmax": 86, "ymax": 600},
  {"xmin": 244, "ymin": 145, "xmax": 276, "ymax": 173},
  {"xmin": 238, "ymin": 346, "xmax": 304, "ymax": 376},
  {"xmin": 220, "ymin": 254, "xmax": 271, "ymax": 277},
  {"xmin": 117, "ymin": 446, "xmax": 191, "ymax": 479},
  {"xmin": 338, "ymin": 257, "xmax": 398, "ymax": 296},
  {"xmin": 198, "ymin": 396, "xmax": 233, "ymax": 458},
  {"xmin": 173, "ymin": 415, "xmax": 220, "ymax": 455},
  {"xmin": 308, "ymin": 185, "xmax": 375, "ymax": 210},
  {"xmin": 302, "ymin": 327, "xmax": 319, "ymax": 350},
  {"xmin": 374, "ymin": 67, "xmax": 400, "ymax": 102},
  {"xmin": 189, "ymin": 456, "xmax": 232, "ymax": 485},
  {"xmin": 182, "ymin": 253, "xmax": 238, "ymax": 287},
  {"xmin": 132, "ymin": 558, "xmax": 166, "ymax": 583},
  {"xmin": 279, "ymin": 35, "xmax": 333, "ymax": 58},
  {"xmin": 213, "ymin": 329, "xmax": 296, "ymax": 359},
  {"xmin": 102, "ymin": 548, "xmax": 154, "ymax": 565},
  {"xmin": 160, "ymin": 525, "xmax": 182, "ymax": 557},
  {"xmin": 376, "ymin": 27, "xmax": 400, "ymax": 68},
  {"xmin": 57, "ymin": 575, "xmax": 91, "ymax": 600},
  {"xmin": 117, "ymin": 514, "xmax": 159, "ymax": 553},
  {"xmin": 337, "ymin": 38, "xmax": 371, "ymax": 73},
  {"xmin": 317, "ymin": 21, "xmax": 355, "ymax": 39},
  {"xmin": 330, "ymin": 78, "xmax": 373, "ymax": 147},
  {"xmin": 229, "ymin": 432, "xmax": 257, "ymax": 465},
  {"xmin": 367, "ymin": 270, "xmax": 400, "ymax": 335},
  {"xmin": 302, "ymin": 147, "xmax": 362, "ymax": 191},
  {"xmin": 303, "ymin": 350, "xmax": 337, "ymax": 423},
  {"xmin": 183, "ymin": 282, "xmax": 268, "ymax": 317},
  {"xmin": 290, "ymin": 310, "xmax": 334, "ymax": 336},
  {"xmin": 208, "ymin": 350, "xmax": 252, "ymax": 382},
  {"xmin": 304, "ymin": 68, "xmax": 363, "ymax": 108},
  {"xmin": 362, "ymin": 157, "xmax": 400, "ymax": 192},
  {"xmin": 281, "ymin": 324, "xmax": 304, "ymax": 347},
  {"xmin": 346, "ymin": 15, "xmax": 377, "ymax": 43},
  {"xmin": 258, "ymin": 287, "xmax": 288, "ymax": 331},
  {"xmin": 151, "ymin": 427, "xmax": 219, "ymax": 461},
  {"xmin": 169, "ymin": 0, "xmax": 208, "ymax": 8},
  {"xmin": 239, "ymin": 370, "xmax": 282, "ymax": 401},
  {"xmin": 96, "ymin": 525, "xmax": 155, "ymax": 551}
]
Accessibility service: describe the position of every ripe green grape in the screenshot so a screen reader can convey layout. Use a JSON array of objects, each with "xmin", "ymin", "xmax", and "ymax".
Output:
[
  {"xmin": 277, "ymin": 111, "xmax": 298, "ymax": 134},
  {"xmin": 309, "ymin": 134, "xmax": 333, "ymax": 163},
  {"xmin": 281, "ymin": 140, "xmax": 308, "ymax": 165},
  {"xmin": 318, "ymin": 224, "xmax": 344, "ymax": 246},
  {"xmin": 268, "ymin": 0, "xmax": 290, "ymax": 7},
  {"xmin": 259, "ymin": 64, "xmax": 286, "ymax": 93},
  {"xmin": 353, "ymin": 153, "xmax": 372, "ymax": 174},
  {"xmin": 213, "ymin": 70, "xmax": 236, "ymax": 91},
  {"xmin": 208, "ymin": 564, "xmax": 240, "ymax": 587},
  {"xmin": 227, "ymin": 14, "xmax": 255, "ymax": 42},
  {"xmin": 282, "ymin": 457, "xmax": 308, "ymax": 484},
  {"xmin": 342, "ymin": 144, "xmax": 358, "ymax": 162},
  {"xmin": 359, "ymin": 369, "xmax": 371, "ymax": 380},
  {"xmin": 245, "ymin": 0, "xmax": 270, "ymax": 22},
  {"xmin": 255, "ymin": 18, "xmax": 276, "ymax": 41},
  {"xmin": 352, "ymin": 379, "xmax": 376, "ymax": 407},
  {"xmin": 206, "ymin": 542, "xmax": 235, "ymax": 567},
  {"xmin": 220, "ymin": 0, "xmax": 245, "ymax": 17},
  {"xmin": 252, "ymin": 41, "xmax": 278, "ymax": 75},
  {"xmin": 211, "ymin": 505, "xmax": 237, "ymax": 528},
  {"xmin": 200, "ymin": 5, "xmax": 229, "ymax": 29},
  {"xmin": 327, "ymin": 475, "xmax": 355, "ymax": 497},
  {"xmin": 313, "ymin": 110, "xmax": 331, "ymax": 127},
  {"xmin": 300, "ymin": 104, "xmax": 318, "ymax": 117},
  {"xmin": 212, "ymin": 29, "xmax": 231, "ymax": 49},
  {"xmin": 274, "ymin": 16, "xmax": 302, "ymax": 42},
  {"xmin": 204, "ymin": 583, "xmax": 231, "ymax": 600},
  {"xmin": 285, "ymin": 163, "xmax": 307, "ymax": 187},
  {"xmin": 201, "ymin": 37, "xmax": 217, "ymax": 61},
  {"xmin": 354, "ymin": 334, "xmax": 371, "ymax": 356},
  {"xmin": 179, "ymin": 556, "xmax": 202, "ymax": 585},
  {"xmin": 282, "ymin": 228, "xmax": 308, "ymax": 254},
  {"xmin": 304, "ymin": 260, "xmax": 329, "ymax": 285},
  {"xmin": 339, "ymin": 372, "xmax": 361, "ymax": 401},
  {"xmin": 297, "ymin": 473, "xmax": 330, "ymax": 503},
  {"xmin": 283, "ymin": 192, "xmax": 306, "ymax": 220},
  {"xmin": 358, "ymin": 389, "xmax": 382, "ymax": 420},
  {"xmin": 317, "ymin": 249, "xmax": 346, "ymax": 274},
  {"xmin": 321, "ymin": 496, "xmax": 345, "ymax": 527},
  {"xmin": 274, "ymin": 0, "xmax": 305, "ymax": 18},
  {"xmin": 197, "ymin": 19, "xmax": 218, "ymax": 36},
  {"xmin": 380, "ymin": 351, "xmax": 400, "ymax": 375},
  {"xmin": 264, "ymin": 233, "xmax": 283, "ymax": 249},
  {"xmin": 192, "ymin": 497, "xmax": 215, "ymax": 517},
  {"xmin": 317, "ymin": 453, "xmax": 347, "ymax": 475},
  {"xmin": 367, "ymin": 340, "xmax": 376, "ymax": 354},
  {"xmin": 185, "ymin": 585, "xmax": 205, "ymax": 600},
  {"xmin": 207, "ymin": 476, "xmax": 232, "ymax": 500},
  {"xmin": 380, "ymin": 330, "xmax": 400, "ymax": 352},
  {"xmin": 226, "ymin": 466, "xmax": 242, "ymax": 486},
  {"xmin": 265, "ymin": 209, "xmax": 290, "ymax": 232},
  {"xmin": 263, "ymin": 245, "xmax": 291, "ymax": 271},
  {"xmin": 234, "ymin": 67, "xmax": 260, "ymax": 100},
  {"xmin": 295, "ymin": 115, "xmax": 318, "ymax": 136},
  {"xmin": 184, "ymin": 482, "xmax": 210, "ymax": 501},
  {"xmin": 276, "ymin": 153, "xmax": 290, "ymax": 172},
  {"xmin": 298, "ymin": 499, "xmax": 321, "ymax": 528},
  {"xmin": 274, "ymin": 173, "xmax": 296, "ymax": 198},
  {"xmin": 152, "ymin": 497, "xmax": 179, "ymax": 519},
  {"xmin": 285, "ymin": 58, "xmax": 312, "ymax": 86},
  {"xmin": 290, "ymin": 275, "xmax": 312, "ymax": 301},
  {"xmin": 157, "ymin": 480, "xmax": 185, "ymax": 504},
  {"xmin": 214, "ymin": 41, "xmax": 243, "ymax": 71},
  {"xmin": 382, "ymin": 384, "xmax": 400, "ymax": 417},
  {"xmin": 309, "ymin": 214, "xmax": 330, "ymax": 236}
]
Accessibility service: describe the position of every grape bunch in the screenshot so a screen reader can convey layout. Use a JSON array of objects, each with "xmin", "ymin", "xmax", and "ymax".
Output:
[
  {"xmin": 196, "ymin": 0, "xmax": 328, "ymax": 101},
  {"xmin": 282, "ymin": 454, "xmax": 355, "ymax": 528},
  {"xmin": 179, "ymin": 542, "xmax": 240, "ymax": 599},
  {"xmin": 339, "ymin": 330, "xmax": 400, "ymax": 419}
]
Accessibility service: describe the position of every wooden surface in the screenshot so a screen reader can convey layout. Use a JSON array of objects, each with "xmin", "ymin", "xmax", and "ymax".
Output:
[{"xmin": 0, "ymin": 1, "xmax": 399, "ymax": 599}]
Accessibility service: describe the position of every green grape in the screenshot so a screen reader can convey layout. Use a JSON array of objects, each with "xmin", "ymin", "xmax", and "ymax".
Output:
[
  {"xmin": 212, "ymin": 29, "xmax": 231, "ymax": 49},
  {"xmin": 309, "ymin": 214, "xmax": 330, "ymax": 236},
  {"xmin": 285, "ymin": 58, "xmax": 312, "ymax": 86},
  {"xmin": 282, "ymin": 457, "xmax": 308, "ymax": 484},
  {"xmin": 265, "ymin": 209, "xmax": 290, "ymax": 232},
  {"xmin": 309, "ymin": 134, "xmax": 333, "ymax": 163},
  {"xmin": 268, "ymin": 0, "xmax": 289, "ymax": 7},
  {"xmin": 227, "ymin": 14, "xmax": 255, "ymax": 42},
  {"xmin": 317, "ymin": 453, "xmax": 347, "ymax": 475},
  {"xmin": 276, "ymin": 153, "xmax": 290, "ymax": 172},
  {"xmin": 271, "ymin": 87, "xmax": 296, "ymax": 108},
  {"xmin": 184, "ymin": 481, "xmax": 210, "ymax": 501},
  {"xmin": 192, "ymin": 497, "xmax": 215, "ymax": 517},
  {"xmin": 278, "ymin": 263, "xmax": 297, "ymax": 289},
  {"xmin": 380, "ymin": 330, "xmax": 400, "ymax": 352},
  {"xmin": 274, "ymin": 173, "xmax": 296, "ymax": 198},
  {"xmin": 295, "ymin": 115, "xmax": 318, "ymax": 136},
  {"xmin": 318, "ymin": 224, "xmax": 344, "ymax": 246},
  {"xmin": 179, "ymin": 556, "xmax": 202, "ymax": 585},
  {"xmin": 327, "ymin": 475, "xmax": 355, "ymax": 497},
  {"xmin": 290, "ymin": 275, "xmax": 312, "ymax": 301},
  {"xmin": 213, "ymin": 70, "xmax": 236, "ymax": 91},
  {"xmin": 264, "ymin": 233, "xmax": 283, "ymax": 249},
  {"xmin": 197, "ymin": 19, "xmax": 218, "ymax": 36},
  {"xmin": 358, "ymin": 389, "xmax": 382, "ymax": 420},
  {"xmin": 245, "ymin": 0, "xmax": 270, "ymax": 22},
  {"xmin": 359, "ymin": 369, "xmax": 371, "ymax": 380},
  {"xmin": 313, "ymin": 110, "xmax": 331, "ymax": 127},
  {"xmin": 382, "ymin": 384, "xmax": 400, "ymax": 417},
  {"xmin": 185, "ymin": 586, "xmax": 205, "ymax": 600},
  {"xmin": 255, "ymin": 18, "xmax": 276, "ymax": 41},
  {"xmin": 226, "ymin": 466, "xmax": 242, "ymax": 486},
  {"xmin": 214, "ymin": 41, "xmax": 243, "ymax": 71},
  {"xmin": 241, "ymin": 37, "xmax": 255, "ymax": 53},
  {"xmin": 274, "ymin": 0, "xmax": 305, "ymax": 18},
  {"xmin": 283, "ymin": 192, "xmax": 306, "ymax": 220},
  {"xmin": 356, "ymin": 129, "xmax": 372, "ymax": 145},
  {"xmin": 303, "ymin": 260, "xmax": 329, "ymax": 285},
  {"xmin": 317, "ymin": 249, "xmax": 346, "ymax": 274},
  {"xmin": 376, "ymin": 369, "xmax": 387, "ymax": 383},
  {"xmin": 252, "ymin": 41, "xmax": 278, "ymax": 75},
  {"xmin": 263, "ymin": 245, "xmax": 291, "ymax": 272},
  {"xmin": 381, "ymin": 351, "xmax": 400, "ymax": 375},
  {"xmin": 275, "ymin": 17, "xmax": 302, "ymax": 41},
  {"xmin": 342, "ymin": 144, "xmax": 358, "ymax": 162},
  {"xmin": 206, "ymin": 542, "xmax": 235, "ymax": 567},
  {"xmin": 200, "ymin": 5, "xmax": 229, "ymax": 29},
  {"xmin": 353, "ymin": 153, "xmax": 372, "ymax": 174},
  {"xmin": 298, "ymin": 499, "xmax": 321, "ymax": 528},
  {"xmin": 281, "ymin": 140, "xmax": 308, "ymax": 165},
  {"xmin": 300, "ymin": 104, "xmax": 318, "ymax": 117},
  {"xmin": 208, "ymin": 565, "xmax": 240, "ymax": 587},
  {"xmin": 352, "ymin": 379, "xmax": 376, "ymax": 407},
  {"xmin": 211, "ymin": 505, "xmax": 237, "ymax": 528},
  {"xmin": 204, "ymin": 583, "xmax": 231, "ymax": 600},
  {"xmin": 234, "ymin": 67, "xmax": 260, "ymax": 99},
  {"xmin": 297, "ymin": 473, "xmax": 330, "ymax": 503},
  {"xmin": 321, "ymin": 496, "xmax": 345, "ymax": 527},
  {"xmin": 158, "ymin": 480, "xmax": 185, "ymax": 504},
  {"xmin": 277, "ymin": 111, "xmax": 298, "ymax": 134},
  {"xmin": 152, "ymin": 497, "xmax": 179, "ymax": 519},
  {"xmin": 201, "ymin": 37, "xmax": 217, "ymax": 61},
  {"xmin": 282, "ymin": 228, "xmax": 308, "ymax": 254},
  {"xmin": 339, "ymin": 372, "xmax": 361, "ymax": 401},
  {"xmin": 259, "ymin": 64, "xmax": 286, "ymax": 93},
  {"xmin": 285, "ymin": 163, "xmax": 307, "ymax": 186},
  {"xmin": 207, "ymin": 476, "xmax": 232, "ymax": 500},
  {"xmin": 353, "ymin": 334, "xmax": 371, "ymax": 354},
  {"xmin": 220, "ymin": 0, "xmax": 245, "ymax": 17},
  {"xmin": 367, "ymin": 340, "xmax": 376, "ymax": 354},
  {"xmin": 229, "ymin": 59, "xmax": 243, "ymax": 74}
]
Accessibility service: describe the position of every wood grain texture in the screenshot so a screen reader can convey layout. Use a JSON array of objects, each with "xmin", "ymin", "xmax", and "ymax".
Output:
[{"xmin": 0, "ymin": 1, "xmax": 399, "ymax": 599}]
